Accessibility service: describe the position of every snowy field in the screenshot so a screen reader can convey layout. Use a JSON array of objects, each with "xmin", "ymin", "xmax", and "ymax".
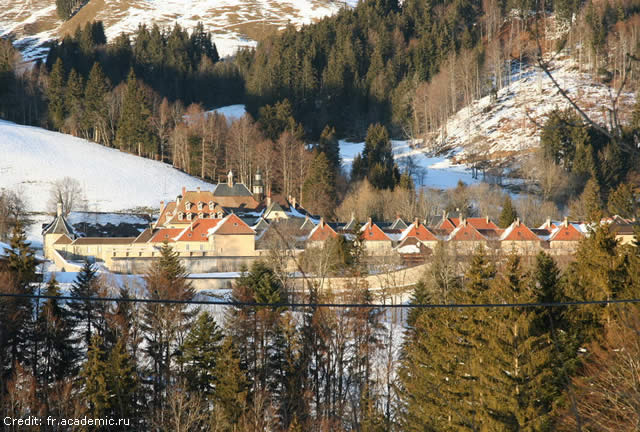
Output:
[
  {"xmin": 339, "ymin": 139, "xmax": 478, "ymax": 189},
  {"xmin": 0, "ymin": 0, "xmax": 359, "ymax": 63},
  {"xmin": 0, "ymin": 120, "xmax": 214, "ymax": 213}
]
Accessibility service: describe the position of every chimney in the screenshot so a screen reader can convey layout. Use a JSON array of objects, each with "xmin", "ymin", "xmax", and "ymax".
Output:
[
  {"xmin": 176, "ymin": 195, "xmax": 182, "ymax": 205},
  {"xmin": 442, "ymin": 209, "xmax": 447, "ymax": 221},
  {"xmin": 160, "ymin": 201, "xmax": 165, "ymax": 213},
  {"xmin": 486, "ymin": 215, "xmax": 490, "ymax": 224},
  {"xmin": 57, "ymin": 202, "xmax": 63, "ymax": 218},
  {"xmin": 563, "ymin": 217, "xmax": 569, "ymax": 228},
  {"xmin": 461, "ymin": 217, "xmax": 467, "ymax": 227},
  {"xmin": 414, "ymin": 217, "xmax": 419, "ymax": 227},
  {"xmin": 368, "ymin": 217, "xmax": 372, "ymax": 228},
  {"xmin": 196, "ymin": 186, "xmax": 200, "ymax": 193},
  {"xmin": 266, "ymin": 194, "xmax": 272, "ymax": 206},
  {"xmin": 320, "ymin": 217, "xmax": 325, "ymax": 228},
  {"xmin": 515, "ymin": 217, "xmax": 520, "ymax": 227},
  {"xmin": 182, "ymin": 186, "xmax": 186, "ymax": 196},
  {"xmin": 227, "ymin": 170, "xmax": 234, "ymax": 187},
  {"xmin": 545, "ymin": 217, "xmax": 551, "ymax": 228}
]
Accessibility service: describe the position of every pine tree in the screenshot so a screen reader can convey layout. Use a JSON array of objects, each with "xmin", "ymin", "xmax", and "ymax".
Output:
[
  {"xmin": 5, "ymin": 221, "xmax": 36, "ymax": 369},
  {"xmin": 37, "ymin": 276, "xmax": 76, "ymax": 388},
  {"xmin": 81, "ymin": 336, "xmax": 111, "ymax": 420},
  {"xmin": 607, "ymin": 182, "xmax": 637, "ymax": 219},
  {"xmin": 476, "ymin": 254, "xmax": 549, "ymax": 430},
  {"xmin": 581, "ymin": 177, "xmax": 604, "ymax": 222},
  {"xmin": 142, "ymin": 242, "xmax": 197, "ymax": 413},
  {"xmin": 65, "ymin": 68, "xmax": 85, "ymax": 134},
  {"xmin": 565, "ymin": 224, "xmax": 628, "ymax": 339},
  {"xmin": 317, "ymin": 125, "xmax": 341, "ymax": 172},
  {"xmin": 116, "ymin": 68, "xmax": 155, "ymax": 156},
  {"xmin": 47, "ymin": 58, "xmax": 67, "ymax": 129},
  {"xmin": 499, "ymin": 195, "xmax": 518, "ymax": 228},
  {"xmin": 355, "ymin": 123, "xmax": 399, "ymax": 189},
  {"xmin": 213, "ymin": 337, "xmax": 248, "ymax": 429},
  {"xmin": 178, "ymin": 311, "xmax": 224, "ymax": 399},
  {"xmin": 301, "ymin": 152, "xmax": 337, "ymax": 218},
  {"xmin": 69, "ymin": 261, "xmax": 106, "ymax": 354},
  {"xmin": 84, "ymin": 62, "xmax": 111, "ymax": 143},
  {"xmin": 107, "ymin": 337, "xmax": 138, "ymax": 425}
]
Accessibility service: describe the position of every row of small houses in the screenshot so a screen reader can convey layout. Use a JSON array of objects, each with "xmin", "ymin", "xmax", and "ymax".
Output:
[{"xmin": 305, "ymin": 214, "xmax": 637, "ymax": 258}]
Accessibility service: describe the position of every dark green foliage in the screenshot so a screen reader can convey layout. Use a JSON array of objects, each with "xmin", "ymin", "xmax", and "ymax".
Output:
[
  {"xmin": 499, "ymin": 195, "xmax": 518, "ymax": 228},
  {"xmin": 116, "ymin": 69, "xmax": 156, "ymax": 156},
  {"xmin": 607, "ymin": 182, "xmax": 637, "ymax": 218},
  {"xmin": 47, "ymin": 58, "xmax": 67, "ymax": 129},
  {"xmin": 36, "ymin": 277, "xmax": 76, "ymax": 384},
  {"xmin": 69, "ymin": 261, "xmax": 107, "ymax": 354},
  {"xmin": 240, "ymin": 0, "xmax": 482, "ymax": 137},
  {"xmin": 302, "ymin": 152, "xmax": 337, "ymax": 218},
  {"xmin": 317, "ymin": 125, "xmax": 341, "ymax": 173},
  {"xmin": 213, "ymin": 337, "xmax": 248, "ymax": 428},
  {"xmin": 352, "ymin": 123, "xmax": 400, "ymax": 189},
  {"xmin": 258, "ymin": 99, "xmax": 304, "ymax": 141},
  {"xmin": 178, "ymin": 311, "xmax": 224, "ymax": 398}
]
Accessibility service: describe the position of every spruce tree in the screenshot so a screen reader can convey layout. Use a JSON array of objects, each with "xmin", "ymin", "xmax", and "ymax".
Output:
[
  {"xmin": 107, "ymin": 337, "xmax": 138, "ymax": 425},
  {"xmin": 142, "ymin": 242, "xmax": 197, "ymax": 413},
  {"xmin": 317, "ymin": 125, "xmax": 341, "ymax": 172},
  {"xmin": 213, "ymin": 337, "xmax": 248, "ymax": 429},
  {"xmin": 5, "ymin": 221, "xmax": 36, "ymax": 368},
  {"xmin": 81, "ymin": 336, "xmax": 111, "ymax": 420},
  {"xmin": 69, "ymin": 260, "xmax": 106, "ymax": 354},
  {"xmin": 116, "ymin": 68, "xmax": 155, "ymax": 156},
  {"xmin": 85, "ymin": 62, "xmax": 111, "ymax": 143},
  {"xmin": 607, "ymin": 182, "xmax": 637, "ymax": 219},
  {"xmin": 580, "ymin": 177, "xmax": 604, "ymax": 222},
  {"xmin": 499, "ymin": 195, "xmax": 518, "ymax": 228},
  {"xmin": 301, "ymin": 152, "xmax": 337, "ymax": 218},
  {"xmin": 47, "ymin": 58, "xmax": 67, "ymax": 129},
  {"xmin": 37, "ymin": 276, "xmax": 76, "ymax": 387},
  {"xmin": 178, "ymin": 311, "xmax": 224, "ymax": 398},
  {"xmin": 65, "ymin": 68, "xmax": 85, "ymax": 134}
]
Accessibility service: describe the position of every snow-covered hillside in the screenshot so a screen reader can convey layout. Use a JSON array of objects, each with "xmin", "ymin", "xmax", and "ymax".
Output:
[
  {"xmin": 1, "ymin": 0, "xmax": 358, "ymax": 62},
  {"xmin": 0, "ymin": 119, "xmax": 213, "ymax": 213},
  {"xmin": 437, "ymin": 57, "xmax": 635, "ymax": 163}
]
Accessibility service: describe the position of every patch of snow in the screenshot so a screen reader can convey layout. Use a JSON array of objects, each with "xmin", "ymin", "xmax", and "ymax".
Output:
[{"xmin": 210, "ymin": 104, "xmax": 247, "ymax": 123}]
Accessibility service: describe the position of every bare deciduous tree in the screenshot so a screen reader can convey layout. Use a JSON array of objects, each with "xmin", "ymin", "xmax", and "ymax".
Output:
[{"xmin": 47, "ymin": 177, "xmax": 84, "ymax": 217}]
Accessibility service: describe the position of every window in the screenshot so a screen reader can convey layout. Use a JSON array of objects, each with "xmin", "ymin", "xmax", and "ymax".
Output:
[
  {"xmin": 178, "ymin": 212, "xmax": 184, "ymax": 221},
  {"xmin": 209, "ymin": 201, "xmax": 215, "ymax": 210},
  {"xmin": 185, "ymin": 201, "xmax": 191, "ymax": 210},
  {"xmin": 198, "ymin": 202, "xmax": 203, "ymax": 211},
  {"xmin": 198, "ymin": 212, "xmax": 204, "ymax": 219}
]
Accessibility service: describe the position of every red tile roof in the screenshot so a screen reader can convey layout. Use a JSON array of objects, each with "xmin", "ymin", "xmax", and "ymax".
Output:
[
  {"xmin": 174, "ymin": 219, "xmax": 222, "ymax": 241},
  {"xmin": 360, "ymin": 221, "xmax": 391, "ymax": 242},
  {"xmin": 210, "ymin": 214, "xmax": 255, "ymax": 235},
  {"xmin": 308, "ymin": 221, "xmax": 338, "ymax": 242},
  {"xmin": 500, "ymin": 221, "xmax": 539, "ymax": 241},
  {"xmin": 448, "ymin": 223, "xmax": 487, "ymax": 241},
  {"xmin": 150, "ymin": 228, "xmax": 183, "ymax": 243},
  {"xmin": 402, "ymin": 221, "xmax": 439, "ymax": 242},
  {"xmin": 550, "ymin": 224, "xmax": 585, "ymax": 241}
]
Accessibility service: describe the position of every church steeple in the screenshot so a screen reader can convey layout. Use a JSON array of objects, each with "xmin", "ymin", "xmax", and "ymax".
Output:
[{"xmin": 253, "ymin": 169, "xmax": 264, "ymax": 201}]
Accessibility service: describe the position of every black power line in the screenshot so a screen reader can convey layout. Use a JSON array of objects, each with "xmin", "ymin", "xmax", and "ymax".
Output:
[{"xmin": 1, "ymin": 293, "xmax": 640, "ymax": 309}]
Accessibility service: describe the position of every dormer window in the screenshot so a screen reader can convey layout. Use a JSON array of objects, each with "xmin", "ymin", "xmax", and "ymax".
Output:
[
  {"xmin": 209, "ymin": 201, "xmax": 215, "ymax": 211},
  {"xmin": 198, "ymin": 202, "xmax": 203, "ymax": 211},
  {"xmin": 178, "ymin": 212, "xmax": 184, "ymax": 221},
  {"xmin": 187, "ymin": 213, "xmax": 192, "ymax": 221},
  {"xmin": 185, "ymin": 201, "xmax": 191, "ymax": 210},
  {"xmin": 216, "ymin": 211, "xmax": 224, "ymax": 219},
  {"xmin": 198, "ymin": 212, "xmax": 204, "ymax": 219}
]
